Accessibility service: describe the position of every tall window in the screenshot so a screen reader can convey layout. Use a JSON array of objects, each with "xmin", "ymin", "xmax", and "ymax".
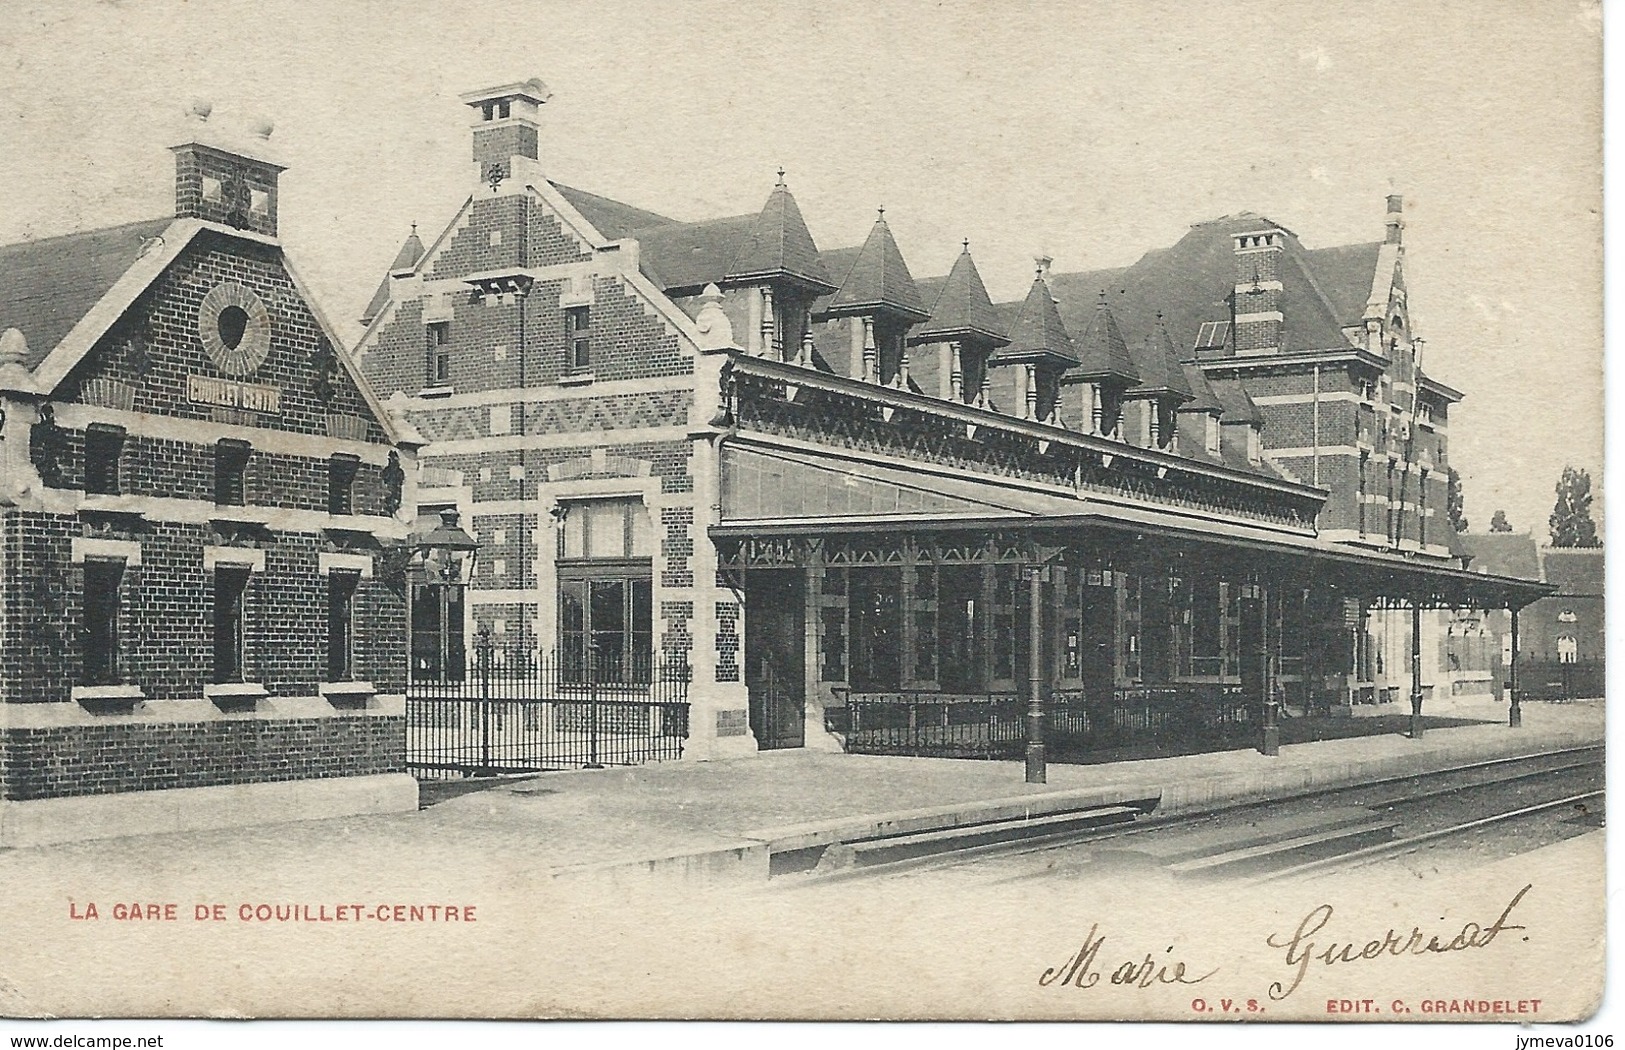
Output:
[
  {"xmin": 84, "ymin": 424, "xmax": 125, "ymax": 496},
  {"xmin": 82, "ymin": 560, "xmax": 124, "ymax": 685},
  {"xmin": 427, "ymin": 322, "xmax": 451, "ymax": 385},
  {"xmin": 557, "ymin": 498, "xmax": 653, "ymax": 683},
  {"xmin": 212, "ymin": 567, "xmax": 250, "ymax": 683},
  {"xmin": 327, "ymin": 571, "xmax": 358, "ymax": 681},
  {"xmin": 937, "ymin": 567, "xmax": 984, "ymax": 691},
  {"xmin": 566, "ymin": 306, "xmax": 591, "ymax": 373},
  {"xmin": 214, "ymin": 439, "xmax": 250, "ymax": 506},
  {"xmin": 327, "ymin": 454, "xmax": 359, "ymax": 516}
]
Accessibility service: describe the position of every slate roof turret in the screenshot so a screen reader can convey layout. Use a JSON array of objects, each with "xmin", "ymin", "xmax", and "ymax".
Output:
[
  {"xmin": 993, "ymin": 273, "xmax": 1079, "ymax": 367},
  {"xmin": 1125, "ymin": 314, "xmax": 1194, "ymax": 401},
  {"xmin": 361, "ymin": 225, "xmax": 426, "ymax": 325},
  {"xmin": 724, "ymin": 174, "xmax": 835, "ymax": 293},
  {"xmin": 819, "ymin": 211, "xmax": 930, "ymax": 322},
  {"xmin": 911, "ymin": 243, "xmax": 1008, "ymax": 347},
  {"xmin": 1069, "ymin": 291, "xmax": 1139, "ymax": 385}
]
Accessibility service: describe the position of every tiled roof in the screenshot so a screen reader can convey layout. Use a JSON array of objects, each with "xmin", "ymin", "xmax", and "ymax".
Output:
[
  {"xmin": 1125, "ymin": 316, "xmax": 1194, "ymax": 401},
  {"xmin": 1069, "ymin": 294, "xmax": 1139, "ymax": 384},
  {"xmin": 633, "ymin": 214, "xmax": 755, "ymax": 292},
  {"xmin": 724, "ymin": 179, "xmax": 834, "ymax": 292},
  {"xmin": 1539, "ymin": 547, "xmax": 1604, "ymax": 593},
  {"xmin": 1048, "ymin": 214, "xmax": 1366, "ymax": 359},
  {"xmin": 914, "ymin": 247, "xmax": 1008, "ymax": 346},
  {"xmin": 1302, "ymin": 242, "xmax": 1383, "ymax": 325},
  {"xmin": 993, "ymin": 276, "xmax": 1077, "ymax": 366},
  {"xmin": 551, "ymin": 182, "xmax": 677, "ymax": 239},
  {"xmin": 1209, "ymin": 377, "xmax": 1264, "ymax": 425},
  {"xmin": 1458, "ymin": 532, "xmax": 1542, "ymax": 580},
  {"xmin": 0, "ymin": 217, "xmax": 173, "ymax": 369},
  {"xmin": 820, "ymin": 216, "xmax": 930, "ymax": 321},
  {"xmin": 1176, "ymin": 362, "xmax": 1224, "ymax": 415}
]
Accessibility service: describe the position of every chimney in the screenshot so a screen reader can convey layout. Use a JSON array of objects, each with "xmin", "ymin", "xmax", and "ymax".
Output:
[
  {"xmin": 1231, "ymin": 228, "xmax": 1283, "ymax": 356},
  {"xmin": 1385, "ymin": 194, "xmax": 1405, "ymax": 245},
  {"xmin": 169, "ymin": 99, "xmax": 287, "ymax": 238},
  {"xmin": 461, "ymin": 79, "xmax": 551, "ymax": 187}
]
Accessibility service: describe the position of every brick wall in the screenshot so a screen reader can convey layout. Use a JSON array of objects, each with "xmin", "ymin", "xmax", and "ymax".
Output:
[
  {"xmin": 65, "ymin": 233, "xmax": 386, "ymax": 443},
  {"xmin": 0, "ymin": 513, "xmax": 407, "ymax": 702},
  {"xmin": 1, "ymin": 715, "xmax": 404, "ymax": 801}
]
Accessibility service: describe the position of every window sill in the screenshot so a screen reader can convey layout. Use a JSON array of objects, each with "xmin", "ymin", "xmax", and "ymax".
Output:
[
  {"xmin": 205, "ymin": 682, "xmax": 268, "ymax": 711},
  {"xmin": 558, "ymin": 372, "xmax": 595, "ymax": 387},
  {"xmin": 320, "ymin": 681, "xmax": 376, "ymax": 708},
  {"xmin": 209, "ymin": 507, "xmax": 265, "ymax": 527},
  {"xmin": 72, "ymin": 684, "xmax": 147, "ymax": 712},
  {"xmin": 417, "ymin": 386, "xmax": 455, "ymax": 400}
]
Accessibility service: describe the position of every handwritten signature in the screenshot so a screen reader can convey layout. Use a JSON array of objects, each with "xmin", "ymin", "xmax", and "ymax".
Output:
[
  {"xmin": 1039, "ymin": 923, "xmax": 1216, "ymax": 989},
  {"xmin": 1265, "ymin": 883, "xmax": 1534, "ymax": 1000}
]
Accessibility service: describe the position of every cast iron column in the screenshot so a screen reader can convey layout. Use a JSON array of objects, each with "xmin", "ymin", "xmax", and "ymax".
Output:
[
  {"xmin": 1025, "ymin": 564, "xmax": 1046, "ymax": 784},
  {"xmin": 1509, "ymin": 606, "xmax": 1522, "ymax": 728},
  {"xmin": 1260, "ymin": 581, "xmax": 1279, "ymax": 756},
  {"xmin": 1410, "ymin": 599, "xmax": 1424, "ymax": 739}
]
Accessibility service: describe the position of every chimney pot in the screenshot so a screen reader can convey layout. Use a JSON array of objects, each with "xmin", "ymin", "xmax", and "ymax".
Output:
[
  {"xmin": 186, "ymin": 98, "xmax": 213, "ymax": 123},
  {"xmin": 250, "ymin": 117, "xmax": 274, "ymax": 141}
]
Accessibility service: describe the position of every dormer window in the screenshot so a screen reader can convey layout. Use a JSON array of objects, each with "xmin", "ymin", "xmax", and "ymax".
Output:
[
  {"xmin": 1206, "ymin": 416, "xmax": 1221, "ymax": 457},
  {"xmin": 1247, "ymin": 427, "xmax": 1262, "ymax": 465}
]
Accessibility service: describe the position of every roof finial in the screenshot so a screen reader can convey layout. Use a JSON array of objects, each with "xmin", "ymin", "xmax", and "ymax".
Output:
[
  {"xmin": 877, "ymin": 205, "xmax": 885, "ymax": 220},
  {"xmin": 410, "ymin": 222, "xmax": 418, "ymax": 236},
  {"xmin": 776, "ymin": 167, "xmax": 786, "ymax": 185},
  {"xmin": 962, "ymin": 238, "xmax": 970, "ymax": 253}
]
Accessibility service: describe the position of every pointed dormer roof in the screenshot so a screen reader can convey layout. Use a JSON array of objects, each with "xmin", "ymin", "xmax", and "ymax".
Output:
[
  {"xmin": 1125, "ymin": 314, "xmax": 1194, "ymax": 401},
  {"xmin": 911, "ymin": 242, "xmax": 1008, "ymax": 346},
  {"xmin": 1177, "ymin": 363, "xmax": 1224, "ymax": 415},
  {"xmin": 725, "ymin": 173, "xmax": 835, "ymax": 293},
  {"xmin": 1070, "ymin": 292, "xmax": 1139, "ymax": 385},
  {"xmin": 820, "ymin": 210, "xmax": 930, "ymax": 322},
  {"xmin": 361, "ymin": 226, "xmax": 425, "ymax": 326},
  {"xmin": 993, "ymin": 274, "xmax": 1079, "ymax": 367},
  {"xmin": 390, "ymin": 225, "xmax": 426, "ymax": 274}
]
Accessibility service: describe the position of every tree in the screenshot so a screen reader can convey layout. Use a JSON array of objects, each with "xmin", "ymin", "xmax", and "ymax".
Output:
[
  {"xmin": 1549, "ymin": 466, "xmax": 1601, "ymax": 547},
  {"xmin": 1446, "ymin": 467, "xmax": 1468, "ymax": 533},
  {"xmin": 1490, "ymin": 509, "xmax": 1513, "ymax": 532}
]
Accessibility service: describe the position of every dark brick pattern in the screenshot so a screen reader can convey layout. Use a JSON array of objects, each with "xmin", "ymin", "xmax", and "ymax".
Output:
[
  {"xmin": 174, "ymin": 147, "xmax": 280, "ymax": 239},
  {"xmin": 473, "ymin": 124, "xmax": 539, "ymax": 169},
  {"xmin": 660, "ymin": 508, "xmax": 695, "ymax": 588},
  {"xmin": 63, "ymin": 234, "xmax": 386, "ymax": 444},
  {"xmin": 1, "ymin": 715, "xmax": 404, "ymax": 801},
  {"xmin": 715, "ymin": 601, "xmax": 740, "ymax": 683},
  {"xmin": 0, "ymin": 513, "xmax": 406, "ymax": 703},
  {"xmin": 660, "ymin": 600, "xmax": 694, "ymax": 663},
  {"xmin": 35, "ymin": 428, "xmax": 391, "ymax": 516}
]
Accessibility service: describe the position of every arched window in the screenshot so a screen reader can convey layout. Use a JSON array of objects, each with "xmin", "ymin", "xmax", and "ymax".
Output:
[{"xmin": 1557, "ymin": 635, "xmax": 1578, "ymax": 663}]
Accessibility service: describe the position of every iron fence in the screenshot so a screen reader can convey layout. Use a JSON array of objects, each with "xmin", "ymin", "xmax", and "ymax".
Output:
[
  {"xmin": 1516, "ymin": 657, "xmax": 1604, "ymax": 702},
  {"xmin": 841, "ymin": 683, "xmax": 1254, "ymax": 759},
  {"xmin": 406, "ymin": 640, "xmax": 690, "ymax": 778}
]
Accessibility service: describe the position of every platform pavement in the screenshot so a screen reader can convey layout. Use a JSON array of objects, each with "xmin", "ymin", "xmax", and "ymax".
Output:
[{"xmin": 0, "ymin": 700, "xmax": 1599, "ymax": 901}]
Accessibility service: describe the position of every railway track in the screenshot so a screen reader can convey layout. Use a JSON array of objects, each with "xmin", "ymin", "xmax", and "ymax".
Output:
[{"xmin": 778, "ymin": 745, "xmax": 1604, "ymax": 889}]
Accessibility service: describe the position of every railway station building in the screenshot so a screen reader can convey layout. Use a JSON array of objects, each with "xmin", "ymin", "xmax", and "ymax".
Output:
[
  {"xmin": 0, "ymin": 106, "xmax": 424, "ymax": 844},
  {"xmin": 355, "ymin": 80, "xmax": 1549, "ymax": 764}
]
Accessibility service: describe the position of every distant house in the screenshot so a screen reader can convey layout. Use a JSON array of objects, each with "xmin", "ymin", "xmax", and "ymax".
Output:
[{"xmin": 1457, "ymin": 534, "xmax": 1603, "ymax": 701}]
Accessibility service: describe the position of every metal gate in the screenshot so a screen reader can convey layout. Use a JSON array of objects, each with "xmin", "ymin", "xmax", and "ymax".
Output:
[{"xmin": 406, "ymin": 636, "xmax": 690, "ymax": 778}]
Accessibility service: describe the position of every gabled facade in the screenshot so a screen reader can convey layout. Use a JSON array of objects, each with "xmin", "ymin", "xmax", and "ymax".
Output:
[
  {"xmin": 0, "ymin": 106, "xmax": 420, "ymax": 843},
  {"xmin": 357, "ymin": 81, "xmax": 1543, "ymax": 758}
]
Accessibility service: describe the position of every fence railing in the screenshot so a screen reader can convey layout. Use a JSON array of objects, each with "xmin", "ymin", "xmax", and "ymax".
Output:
[
  {"xmin": 840, "ymin": 683, "xmax": 1253, "ymax": 759},
  {"xmin": 406, "ymin": 642, "xmax": 691, "ymax": 778}
]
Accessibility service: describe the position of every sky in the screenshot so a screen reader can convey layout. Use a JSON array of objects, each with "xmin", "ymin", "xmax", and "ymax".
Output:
[{"xmin": 0, "ymin": 0, "xmax": 1603, "ymax": 539}]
